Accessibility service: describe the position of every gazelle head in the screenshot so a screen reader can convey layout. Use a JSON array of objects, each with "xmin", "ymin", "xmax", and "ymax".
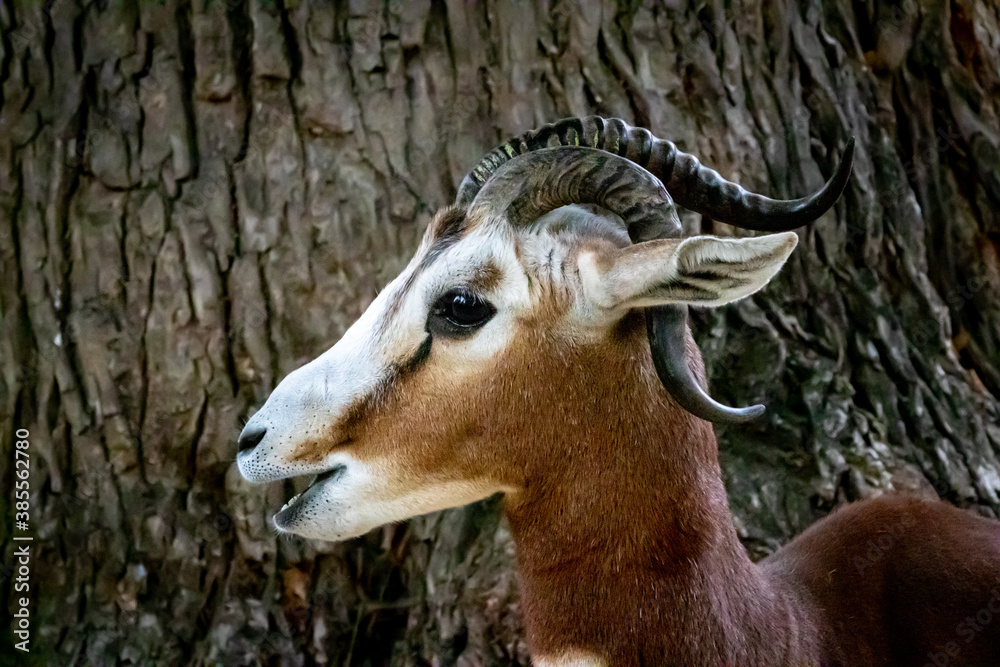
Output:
[{"xmin": 237, "ymin": 118, "xmax": 853, "ymax": 542}]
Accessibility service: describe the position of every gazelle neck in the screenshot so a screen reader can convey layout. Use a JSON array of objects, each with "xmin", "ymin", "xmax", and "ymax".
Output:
[{"xmin": 500, "ymin": 325, "xmax": 816, "ymax": 665}]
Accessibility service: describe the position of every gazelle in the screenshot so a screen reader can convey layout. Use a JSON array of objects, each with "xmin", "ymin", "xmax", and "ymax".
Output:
[{"xmin": 237, "ymin": 117, "xmax": 1000, "ymax": 666}]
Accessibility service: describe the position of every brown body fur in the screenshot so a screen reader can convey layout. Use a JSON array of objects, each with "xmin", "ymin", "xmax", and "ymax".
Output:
[
  {"xmin": 279, "ymin": 218, "xmax": 1000, "ymax": 664},
  {"xmin": 368, "ymin": 310, "xmax": 999, "ymax": 664},
  {"xmin": 767, "ymin": 495, "xmax": 1000, "ymax": 666},
  {"xmin": 499, "ymin": 315, "xmax": 1000, "ymax": 665}
]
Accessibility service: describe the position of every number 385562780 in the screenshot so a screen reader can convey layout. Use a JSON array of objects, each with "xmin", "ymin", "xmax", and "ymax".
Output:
[{"xmin": 14, "ymin": 428, "xmax": 29, "ymax": 523}]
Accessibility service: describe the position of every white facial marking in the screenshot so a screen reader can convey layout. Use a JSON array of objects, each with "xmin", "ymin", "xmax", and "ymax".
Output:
[{"xmin": 237, "ymin": 221, "xmax": 527, "ymax": 539}]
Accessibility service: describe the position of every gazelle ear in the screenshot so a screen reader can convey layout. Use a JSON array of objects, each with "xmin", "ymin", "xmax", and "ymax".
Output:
[{"xmin": 579, "ymin": 232, "xmax": 798, "ymax": 313}]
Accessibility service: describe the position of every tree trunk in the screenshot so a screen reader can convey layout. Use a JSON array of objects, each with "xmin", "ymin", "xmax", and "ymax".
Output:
[{"xmin": 2, "ymin": 0, "xmax": 999, "ymax": 664}]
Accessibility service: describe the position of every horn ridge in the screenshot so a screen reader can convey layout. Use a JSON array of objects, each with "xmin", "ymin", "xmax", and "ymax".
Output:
[
  {"xmin": 457, "ymin": 116, "xmax": 853, "ymax": 233},
  {"xmin": 626, "ymin": 125, "xmax": 654, "ymax": 167},
  {"xmin": 667, "ymin": 136, "xmax": 856, "ymax": 231},
  {"xmin": 468, "ymin": 147, "xmax": 681, "ymax": 242}
]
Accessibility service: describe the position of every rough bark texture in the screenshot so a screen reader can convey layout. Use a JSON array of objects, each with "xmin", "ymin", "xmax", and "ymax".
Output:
[{"xmin": 1, "ymin": 0, "xmax": 999, "ymax": 664}]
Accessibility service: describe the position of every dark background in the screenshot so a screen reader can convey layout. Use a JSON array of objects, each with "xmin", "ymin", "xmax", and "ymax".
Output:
[{"xmin": 1, "ymin": 0, "xmax": 999, "ymax": 664}]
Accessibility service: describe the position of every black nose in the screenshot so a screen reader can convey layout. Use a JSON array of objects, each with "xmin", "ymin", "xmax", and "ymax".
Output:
[{"xmin": 238, "ymin": 426, "xmax": 267, "ymax": 453}]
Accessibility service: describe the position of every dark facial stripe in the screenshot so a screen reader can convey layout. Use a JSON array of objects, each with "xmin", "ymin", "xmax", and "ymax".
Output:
[{"xmin": 397, "ymin": 335, "xmax": 432, "ymax": 375}]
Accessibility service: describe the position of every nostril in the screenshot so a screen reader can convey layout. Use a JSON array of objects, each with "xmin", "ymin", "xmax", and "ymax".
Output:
[{"xmin": 238, "ymin": 426, "xmax": 267, "ymax": 453}]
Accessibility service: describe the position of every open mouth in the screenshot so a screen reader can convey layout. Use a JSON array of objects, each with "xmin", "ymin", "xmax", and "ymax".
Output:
[{"xmin": 274, "ymin": 465, "xmax": 347, "ymax": 528}]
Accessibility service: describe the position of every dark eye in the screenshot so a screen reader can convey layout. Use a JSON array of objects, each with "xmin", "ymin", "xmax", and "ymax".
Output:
[{"xmin": 428, "ymin": 289, "xmax": 496, "ymax": 336}]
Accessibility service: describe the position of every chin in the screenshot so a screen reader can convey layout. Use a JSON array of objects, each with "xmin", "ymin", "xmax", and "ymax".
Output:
[
  {"xmin": 272, "ymin": 510, "xmax": 373, "ymax": 542},
  {"xmin": 271, "ymin": 493, "xmax": 372, "ymax": 542},
  {"xmin": 274, "ymin": 519, "xmax": 348, "ymax": 542}
]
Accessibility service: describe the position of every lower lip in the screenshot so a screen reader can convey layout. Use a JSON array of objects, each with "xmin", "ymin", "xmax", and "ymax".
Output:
[{"xmin": 274, "ymin": 465, "xmax": 347, "ymax": 528}]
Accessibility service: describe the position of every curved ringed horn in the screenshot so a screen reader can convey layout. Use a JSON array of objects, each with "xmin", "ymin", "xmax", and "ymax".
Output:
[
  {"xmin": 459, "ymin": 119, "xmax": 853, "ymax": 424},
  {"xmin": 469, "ymin": 146, "xmax": 765, "ymax": 423},
  {"xmin": 458, "ymin": 116, "xmax": 853, "ymax": 233}
]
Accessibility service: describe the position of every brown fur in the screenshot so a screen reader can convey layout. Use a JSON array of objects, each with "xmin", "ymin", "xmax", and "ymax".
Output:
[
  {"xmin": 469, "ymin": 261, "xmax": 503, "ymax": 292},
  {"xmin": 424, "ymin": 205, "xmax": 468, "ymax": 244},
  {"xmin": 284, "ymin": 215, "xmax": 1000, "ymax": 664},
  {"xmin": 316, "ymin": 306, "xmax": 999, "ymax": 665},
  {"xmin": 765, "ymin": 494, "xmax": 1000, "ymax": 666}
]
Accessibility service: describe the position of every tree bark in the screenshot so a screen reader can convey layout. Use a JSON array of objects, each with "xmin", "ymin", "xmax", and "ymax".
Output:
[{"xmin": 1, "ymin": 0, "xmax": 999, "ymax": 664}]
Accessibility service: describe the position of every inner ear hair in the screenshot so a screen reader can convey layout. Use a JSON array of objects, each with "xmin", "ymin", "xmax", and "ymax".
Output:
[
  {"xmin": 666, "ymin": 233, "xmax": 798, "ymax": 306},
  {"xmin": 582, "ymin": 232, "xmax": 798, "ymax": 312}
]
